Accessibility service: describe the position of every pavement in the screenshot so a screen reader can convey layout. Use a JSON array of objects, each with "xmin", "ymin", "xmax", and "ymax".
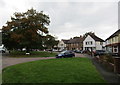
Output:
[{"xmin": 84, "ymin": 54, "xmax": 120, "ymax": 83}]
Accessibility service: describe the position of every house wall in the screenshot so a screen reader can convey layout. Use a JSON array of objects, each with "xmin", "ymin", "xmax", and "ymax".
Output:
[
  {"xmin": 58, "ymin": 40, "xmax": 66, "ymax": 51},
  {"xmin": 83, "ymin": 35, "xmax": 96, "ymax": 51},
  {"xmin": 67, "ymin": 43, "xmax": 82, "ymax": 50},
  {"xmin": 83, "ymin": 35, "xmax": 104, "ymax": 51},
  {"xmin": 96, "ymin": 42, "xmax": 102, "ymax": 50},
  {"xmin": 68, "ymin": 43, "xmax": 80, "ymax": 50},
  {"xmin": 106, "ymin": 36, "xmax": 118, "ymax": 44},
  {"xmin": 96, "ymin": 41, "xmax": 105, "ymax": 50},
  {"xmin": 105, "ymin": 34, "xmax": 120, "ymax": 55}
]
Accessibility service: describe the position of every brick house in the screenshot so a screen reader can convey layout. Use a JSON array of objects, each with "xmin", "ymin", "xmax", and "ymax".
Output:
[{"xmin": 67, "ymin": 36, "xmax": 84, "ymax": 50}]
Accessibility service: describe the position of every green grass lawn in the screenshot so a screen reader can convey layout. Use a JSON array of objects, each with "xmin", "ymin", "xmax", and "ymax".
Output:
[
  {"xmin": 2, "ymin": 57, "xmax": 106, "ymax": 83},
  {"xmin": 7, "ymin": 51, "xmax": 57, "ymax": 57}
]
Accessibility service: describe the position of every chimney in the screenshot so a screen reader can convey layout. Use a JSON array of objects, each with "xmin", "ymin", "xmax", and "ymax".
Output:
[{"xmin": 80, "ymin": 35, "xmax": 82, "ymax": 38}]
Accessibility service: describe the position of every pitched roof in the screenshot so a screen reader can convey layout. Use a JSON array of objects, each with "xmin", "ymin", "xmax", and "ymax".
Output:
[
  {"xmin": 106, "ymin": 29, "xmax": 120, "ymax": 40},
  {"xmin": 62, "ymin": 39, "xmax": 69, "ymax": 44},
  {"xmin": 88, "ymin": 34, "xmax": 104, "ymax": 42},
  {"xmin": 67, "ymin": 37, "xmax": 84, "ymax": 44}
]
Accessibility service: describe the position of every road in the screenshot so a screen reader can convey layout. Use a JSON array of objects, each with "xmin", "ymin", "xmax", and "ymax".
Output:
[{"xmin": 2, "ymin": 53, "xmax": 86, "ymax": 68}]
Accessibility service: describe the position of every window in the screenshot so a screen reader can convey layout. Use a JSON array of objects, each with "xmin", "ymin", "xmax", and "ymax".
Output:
[
  {"xmin": 100, "ymin": 42, "xmax": 103, "ymax": 45},
  {"xmin": 86, "ymin": 41, "xmax": 92, "ymax": 45},
  {"xmin": 114, "ymin": 49, "xmax": 117, "ymax": 52},
  {"xmin": 90, "ymin": 41, "xmax": 92, "ymax": 45},
  {"xmin": 113, "ymin": 46, "xmax": 118, "ymax": 53},
  {"xmin": 61, "ymin": 44, "xmax": 63, "ymax": 46}
]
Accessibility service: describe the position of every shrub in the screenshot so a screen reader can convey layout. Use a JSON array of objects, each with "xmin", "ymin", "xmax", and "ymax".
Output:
[{"xmin": 104, "ymin": 54, "xmax": 114, "ymax": 64}]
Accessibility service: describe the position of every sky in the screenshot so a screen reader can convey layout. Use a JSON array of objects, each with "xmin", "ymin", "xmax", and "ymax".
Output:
[{"xmin": 0, "ymin": 0, "xmax": 119, "ymax": 40}]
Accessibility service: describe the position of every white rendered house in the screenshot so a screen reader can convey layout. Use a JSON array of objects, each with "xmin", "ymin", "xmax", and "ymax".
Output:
[
  {"xmin": 83, "ymin": 34, "xmax": 105, "ymax": 51},
  {"xmin": 58, "ymin": 39, "xmax": 68, "ymax": 51}
]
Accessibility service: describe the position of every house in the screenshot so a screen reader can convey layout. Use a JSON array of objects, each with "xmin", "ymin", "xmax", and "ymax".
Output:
[
  {"xmin": 83, "ymin": 33, "xmax": 105, "ymax": 52},
  {"xmin": 67, "ymin": 36, "xmax": 84, "ymax": 50},
  {"xmin": 105, "ymin": 29, "xmax": 120, "ymax": 56},
  {"xmin": 57, "ymin": 39, "xmax": 69, "ymax": 51}
]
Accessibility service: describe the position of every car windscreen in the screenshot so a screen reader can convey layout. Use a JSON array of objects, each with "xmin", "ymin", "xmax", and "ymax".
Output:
[{"xmin": 61, "ymin": 51, "xmax": 67, "ymax": 54}]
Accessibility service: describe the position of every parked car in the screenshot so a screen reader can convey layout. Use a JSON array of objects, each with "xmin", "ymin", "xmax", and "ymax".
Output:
[
  {"xmin": 56, "ymin": 50, "xmax": 75, "ymax": 58},
  {"xmin": 93, "ymin": 50, "xmax": 105, "ymax": 56},
  {"xmin": 74, "ymin": 50, "xmax": 82, "ymax": 53},
  {"xmin": 52, "ymin": 49, "xmax": 58, "ymax": 52}
]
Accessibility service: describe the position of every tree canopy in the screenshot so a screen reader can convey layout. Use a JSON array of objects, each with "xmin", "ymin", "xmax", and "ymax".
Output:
[
  {"xmin": 2, "ymin": 8, "xmax": 57, "ymax": 52},
  {"xmin": 43, "ymin": 35, "xmax": 59, "ymax": 50}
]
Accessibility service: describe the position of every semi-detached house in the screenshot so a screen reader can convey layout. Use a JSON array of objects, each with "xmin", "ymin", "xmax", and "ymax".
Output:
[
  {"xmin": 57, "ymin": 39, "xmax": 69, "ymax": 51},
  {"xmin": 106, "ymin": 29, "xmax": 120, "ymax": 56},
  {"xmin": 83, "ymin": 33, "xmax": 105, "ymax": 52}
]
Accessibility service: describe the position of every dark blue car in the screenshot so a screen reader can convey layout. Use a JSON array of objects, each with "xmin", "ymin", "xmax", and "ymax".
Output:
[{"xmin": 56, "ymin": 50, "xmax": 75, "ymax": 58}]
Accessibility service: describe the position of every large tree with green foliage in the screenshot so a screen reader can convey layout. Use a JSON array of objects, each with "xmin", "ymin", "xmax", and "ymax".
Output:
[
  {"xmin": 43, "ymin": 35, "xmax": 59, "ymax": 50},
  {"xmin": 2, "ymin": 8, "xmax": 50, "ymax": 52}
]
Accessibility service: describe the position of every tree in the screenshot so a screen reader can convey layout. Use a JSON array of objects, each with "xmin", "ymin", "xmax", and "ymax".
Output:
[
  {"xmin": 2, "ymin": 8, "xmax": 50, "ymax": 53},
  {"xmin": 43, "ymin": 35, "xmax": 59, "ymax": 50}
]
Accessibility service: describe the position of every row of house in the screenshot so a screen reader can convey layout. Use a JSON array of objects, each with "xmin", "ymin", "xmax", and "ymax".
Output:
[{"xmin": 58, "ymin": 29, "xmax": 120, "ymax": 56}]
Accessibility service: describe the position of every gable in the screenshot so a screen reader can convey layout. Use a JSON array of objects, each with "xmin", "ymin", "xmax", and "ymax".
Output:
[
  {"xmin": 84, "ymin": 35, "xmax": 95, "ymax": 42},
  {"xmin": 58, "ymin": 40, "xmax": 64, "ymax": 45}
]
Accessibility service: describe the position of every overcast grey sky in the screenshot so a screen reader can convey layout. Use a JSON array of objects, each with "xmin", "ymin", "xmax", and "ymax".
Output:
[{"xmin": 0, "ymin": 0, "xmax": 119, "ymax": 40}]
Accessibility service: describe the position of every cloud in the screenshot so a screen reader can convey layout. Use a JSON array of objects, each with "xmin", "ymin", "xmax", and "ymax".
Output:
[
  {"xmin": 0, "ymin": 1, "xmax": 118, "ymax": 40},
  {"xmin": 39, "ymin": 2, "xmax": 117, "ymax": 40},
  {"xmin": 0, "ymin": 0, "xmax": 5, "ymax": 7}
]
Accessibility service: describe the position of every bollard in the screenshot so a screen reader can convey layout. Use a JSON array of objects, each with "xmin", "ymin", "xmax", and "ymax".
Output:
[{"xmin": 114, "ymin": 57, "xmax": 120, "ymax": 74}]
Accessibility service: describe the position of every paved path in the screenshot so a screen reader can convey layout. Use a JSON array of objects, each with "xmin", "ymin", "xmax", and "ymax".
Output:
[
  {"xmin": 2, "ymin": 53, "xmax": 86, "ymax": 69},
  {"xmin": 84, "ymin": 54, "xmax": 120, "ymax": 83}
]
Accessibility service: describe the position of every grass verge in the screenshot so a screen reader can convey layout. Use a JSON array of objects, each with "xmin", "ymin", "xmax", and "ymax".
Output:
[
  {"xmin": 7, "ymin": 51, "xmax": 57, "ymax": 57},
  {"xmin": 2, "ymin": 57, "xmax": 106, "ymax": 83}
]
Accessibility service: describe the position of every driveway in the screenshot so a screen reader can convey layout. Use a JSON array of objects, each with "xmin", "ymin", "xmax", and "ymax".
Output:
[{"xmin": 2, "ymin": 53, "xmax": 86, "ymax": 68}]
